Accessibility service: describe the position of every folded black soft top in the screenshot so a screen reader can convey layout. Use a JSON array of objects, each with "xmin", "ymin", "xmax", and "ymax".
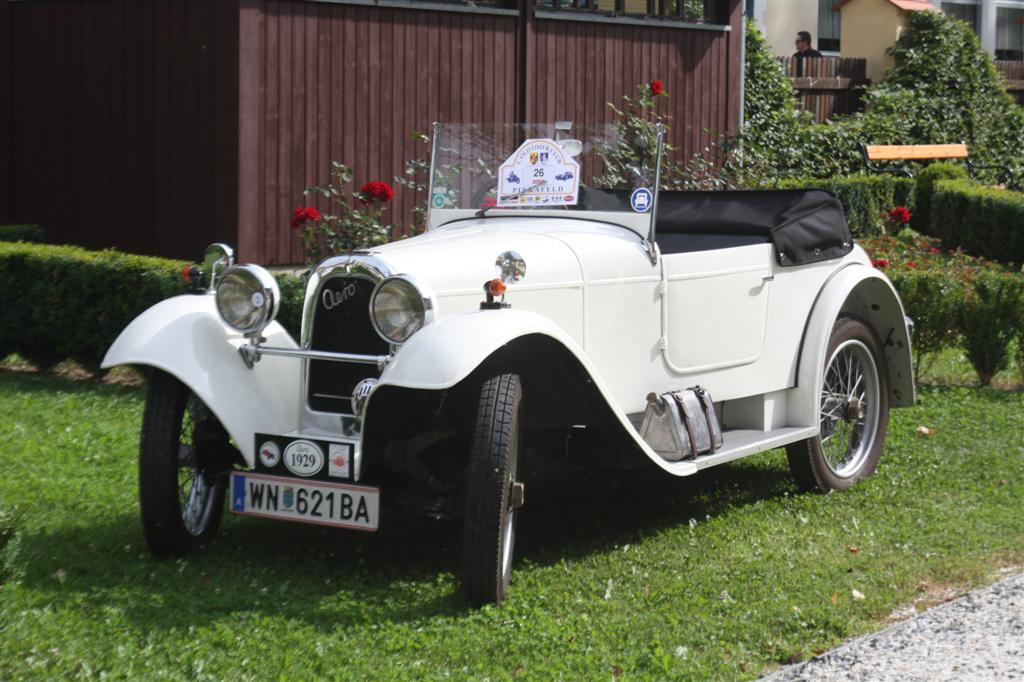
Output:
[{"xmin": 655, "ymin": 189, "xmax": 854, "ymax": 267}]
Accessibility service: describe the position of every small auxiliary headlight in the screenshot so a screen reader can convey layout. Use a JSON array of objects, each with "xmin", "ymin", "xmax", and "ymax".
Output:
[
  {"xmin": 370, "ymin": 275, "xmax": 433, "ymax": 344},
  {"xmin": 215, "ymin": 264, "xmax": 280, "ymax": 335}
]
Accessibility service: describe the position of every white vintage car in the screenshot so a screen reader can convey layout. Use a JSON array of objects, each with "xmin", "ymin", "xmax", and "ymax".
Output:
[{"xmin": 103, "ymin": 124, "xmax": 914, "ymax": 606}]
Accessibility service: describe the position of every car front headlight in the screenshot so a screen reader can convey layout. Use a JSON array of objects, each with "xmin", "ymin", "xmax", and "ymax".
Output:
[
  {"xmin": 370, "ymin": 275, "xmax": 433, "ymax": 344},
  {"xmin": 215, "ymin": 264, "xmax": 280, "ymax": 334}
]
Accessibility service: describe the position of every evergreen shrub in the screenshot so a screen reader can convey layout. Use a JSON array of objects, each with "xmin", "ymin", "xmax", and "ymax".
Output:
[
  {"xmin": 0, "ymin": 243, "xmax": 304, "ymax": 371},
  {"xmin": 711, "ymin": 13, "xmax": 1024, "ymax": 189},
  {"xmin": 958, "ymin": 271, "xmax": 1024, "ymax": 386},
  {"xmin": 862, "ymin": 236, "xmax": 1024, "ymax": 385},
  {"xmin": 0, "ymin": 225, "xmax": 45, "ymax": 243},
  {"xmin": 912, "ymin": 163, "xmax": 969, "ymax": 235},
  {"xmin": 931, "ymin": 180, "xmax": 1024, "ymax": 264}
]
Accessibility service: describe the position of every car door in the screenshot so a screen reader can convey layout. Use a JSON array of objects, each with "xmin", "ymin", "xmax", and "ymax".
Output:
[{"xmin": 661, "ymin": 243, "xmax": 774, "ymax": 374}]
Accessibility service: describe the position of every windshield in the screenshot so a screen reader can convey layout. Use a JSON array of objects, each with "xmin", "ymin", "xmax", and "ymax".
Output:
[{"xmin": 426, "ymin": 123, "xmax": 664, "ymax": 238}]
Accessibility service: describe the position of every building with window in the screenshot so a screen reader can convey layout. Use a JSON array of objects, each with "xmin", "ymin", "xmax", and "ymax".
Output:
[
  {"xmin": 836, "ymin": 0, "xmax": 937, "ymax": 83},
  {"xmin": 940, "ymin": 0, "xmax": 1024, "ymax": 60},
  {"xmin": 745, "ymin": 0, "xmax": 843, "ymax": 56},
  {"xmin": 747, "ymin": 0, "xmax": 1024, "ymax": 63}
]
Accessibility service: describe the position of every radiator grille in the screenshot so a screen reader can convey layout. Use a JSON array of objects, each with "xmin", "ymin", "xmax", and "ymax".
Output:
[{"xmin": 307, "ymin": 276, "xmax": 388, "ymax": 413}]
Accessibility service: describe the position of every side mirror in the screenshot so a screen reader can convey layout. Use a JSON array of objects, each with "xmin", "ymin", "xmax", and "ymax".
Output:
[
  {"xmin": 203, "ymin": 243, "xmax": 235, "ymax": 292},
  {"xmin": 558, "ymin": 139, "xmax": 584, "ymax": 158}
]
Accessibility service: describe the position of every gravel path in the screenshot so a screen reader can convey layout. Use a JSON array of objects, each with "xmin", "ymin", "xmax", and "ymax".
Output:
[{"xmin": 760, "ymin": 572, "xmax": 1024, "ymax": 682}]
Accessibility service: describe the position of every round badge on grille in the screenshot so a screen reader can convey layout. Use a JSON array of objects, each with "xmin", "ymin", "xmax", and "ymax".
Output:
[
  {"xmin": 283, "ymin": 440, "xmax": 324, "ymax": 477},
  {"xmin": 258, "ymin": 440, "xmax": 281, "ymax": 468}
]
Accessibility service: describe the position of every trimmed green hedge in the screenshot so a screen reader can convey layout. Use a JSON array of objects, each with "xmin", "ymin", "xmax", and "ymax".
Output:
[
  {"xmin": 931, "ymin": 179, "xmax": 1024, "ymax": 264},
  {"xmin": 777, "ymin": 175, "xmax": 915, "ymax": 237},
  {"xmin": 0, "ymin": 224, "xmax": 45, "ymax": 243},
  {"xmin": 0, "ymin": 243, "xmax": 304, "ymax": 371},
  {"xmin": 912, "ymin": 162, "xmax": 969, "ymax": 235},
  {"xmin": 863, "ymin": 235, "xmax": 1024, "ymax": 385}
]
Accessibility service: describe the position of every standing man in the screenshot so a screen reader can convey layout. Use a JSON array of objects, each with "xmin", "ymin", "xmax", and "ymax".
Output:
[{"xmin": 793, "ymin": 31, "xmax": 822, "ymax": 77}]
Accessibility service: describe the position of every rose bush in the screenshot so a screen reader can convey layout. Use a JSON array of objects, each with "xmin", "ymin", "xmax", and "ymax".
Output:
[
  {"xmin": 862, "ymin": 235, "xmax": 1024, "ymax": 385},
  {"xmin": 596, "ymin": 80, "xmax": 683, "ymax": 190},
  {"xmin": 360, "ymin": 181, "xmax": 395, "ymax": 204},
  {"xmin": 292, "ymin": 163, "xmax": 396, "ymax": 264}
]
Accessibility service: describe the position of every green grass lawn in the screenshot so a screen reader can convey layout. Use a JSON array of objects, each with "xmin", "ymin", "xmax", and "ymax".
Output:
[{"xmin": 1, "ymin": 370, "xmax": 1022, "ymax": 680}]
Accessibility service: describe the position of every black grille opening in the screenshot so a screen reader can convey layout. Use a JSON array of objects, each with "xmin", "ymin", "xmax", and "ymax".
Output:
[{"xmin": 307, "ymin": 276, "xmax": 389, "ymax": 413}]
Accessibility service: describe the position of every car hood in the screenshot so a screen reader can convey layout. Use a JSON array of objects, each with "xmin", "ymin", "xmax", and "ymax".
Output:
[{"xmin": 364, "ymin": 217, "xmax": 639, "ymax": 296}]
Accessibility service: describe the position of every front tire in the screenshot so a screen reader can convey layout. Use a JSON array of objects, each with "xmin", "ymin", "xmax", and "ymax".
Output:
[
  {"xmin": 139, "ymin": 371, "xmax": 229, "ymax": 556},
  {"xmin": 787, "ymin": 317, "xmax": 890, "ymax": 493},
  {"xmin": 462, "ymin": 373, "xmax": 523, "ymax": 606}
]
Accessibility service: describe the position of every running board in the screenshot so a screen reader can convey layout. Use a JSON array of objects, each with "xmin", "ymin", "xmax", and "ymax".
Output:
[{"xmin": 658, "ymin": 426, "xmax": 818, "ymax": 477}]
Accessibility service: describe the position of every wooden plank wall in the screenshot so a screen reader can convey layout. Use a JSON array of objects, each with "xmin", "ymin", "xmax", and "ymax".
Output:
[
  {"xmin": 5, "ymin": 0, "xmax": 740, "ymax": 264},
  {"xmin": 0, "ymin": 0, "xmax": 10, "ymax": 214},
  {"xmin": 4, "ymin": 0, "xmax": 239, "ymax": 259},
  {"xmin": 780, "ymin": 56, "xmax": 868, "ymax": 123},
  {"xmin": 526, "ymin": 18, "xmax": 737, "ymax": 165},
  {"xmin": 238, "ymin": 1, "xmax": 520, "ymax": 265},
  {"xmin": 240, "ymin": 0, "xmax": 742, "ymax": 265}
]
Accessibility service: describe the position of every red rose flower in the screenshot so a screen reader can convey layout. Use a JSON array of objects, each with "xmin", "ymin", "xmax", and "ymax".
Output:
[
  {"xmin": 871, "ymin": 258, "xmax": 889, "ymax": 268},
  {"xmin": 888, "ymin": 206, "xmax": 911, "ymax": 224},
  {"xmin": 290, "ymin": 206, "xmax": 321, "ymax": 229},
  {"xmin": 650, "ymin": 79, "xmax": 665, "ymax": 96},
  {"xmin": 906, "ymin": 261, "xmax": 917, "ymax": 269},
  {"xmin": 481, "ymin": 196, "xmax": 497, "ymax": 209},
  {"xmin": 360, "ymin": 181, "xmax": 395, "ymax": 204}
]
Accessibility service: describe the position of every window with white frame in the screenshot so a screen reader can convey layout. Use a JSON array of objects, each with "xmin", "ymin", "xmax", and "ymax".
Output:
[
  {"xmin": 941, "ymin": 0, "xmax": 979, "ymax": 33},
  {"xmin": 995, "ymin": 6, "xmax": 1024, "ymax": 60},
  {"xmin": 817, "ymin": 0, "xmax": 840, "ymax": 52}
]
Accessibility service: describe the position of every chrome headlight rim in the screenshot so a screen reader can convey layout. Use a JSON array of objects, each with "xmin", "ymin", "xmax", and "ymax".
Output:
[
  {"xmin": 215, "ymin": 264, "xmax": 281, "ymax": 335},
  {"xmin": 369, "ymin": 274, "xmax": 435, "ymax": 345}
]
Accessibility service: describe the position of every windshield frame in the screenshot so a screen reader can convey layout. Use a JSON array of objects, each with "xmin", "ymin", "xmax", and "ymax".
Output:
[{"xmin": 425, "ymin": 122, "xmax": 665, "ymax": 260}]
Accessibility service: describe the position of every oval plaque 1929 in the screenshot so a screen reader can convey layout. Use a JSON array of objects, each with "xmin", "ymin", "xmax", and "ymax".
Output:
[{"xmin": 283, "ymin": 440, "xmax": 324, "ymax": 477}]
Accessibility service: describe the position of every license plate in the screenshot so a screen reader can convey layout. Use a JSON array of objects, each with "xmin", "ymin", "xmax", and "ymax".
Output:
[{"xmin": 229, "ymin": 472, "xmax": 379, "ymax": 531}]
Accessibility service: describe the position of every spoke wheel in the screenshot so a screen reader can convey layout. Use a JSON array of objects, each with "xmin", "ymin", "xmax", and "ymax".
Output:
[
  {"xmin": 140, "ymin": 371, "xmax": 228, "ymax": 556},
  {"xmin": 462, "ymin": 373, "xmax": 523, "ymax": 607},
  {"xmin": 787, "ymin": 318, "xmax": 889, "ymax": 493}
]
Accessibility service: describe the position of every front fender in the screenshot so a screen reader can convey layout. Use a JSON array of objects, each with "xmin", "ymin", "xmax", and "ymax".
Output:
[
  {"xmin": 101, "ymin": 295, "xmax": 300, "ymax": 466},
  {"xmin": 788, "ymin": 264, "xmax": 915, "ymax": 428},
  {"xmin": 380, "ymin": 308, "xmax": 595, "ymax": 391},
  {"xmin": 376, "ymin": 308, "xmax": 676, "ymax": 470}
]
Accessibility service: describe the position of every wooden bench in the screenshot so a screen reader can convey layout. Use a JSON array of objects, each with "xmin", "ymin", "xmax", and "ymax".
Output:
[{"xmin": 861, "ymin": 143, "xmax": 1011, "ymax": 181}]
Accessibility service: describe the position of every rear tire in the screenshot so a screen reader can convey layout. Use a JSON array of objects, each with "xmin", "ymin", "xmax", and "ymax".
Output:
[
  {"xmin": 787, "ymin": 317, "xmax": 889, "ymax": 493},
  {"xmin": 139, "ymin": 371, "xmax": 229, "ymax": 556},
  {"xmin": 462, "ymin": 373, "xmax": 523, "ymax": 606}
]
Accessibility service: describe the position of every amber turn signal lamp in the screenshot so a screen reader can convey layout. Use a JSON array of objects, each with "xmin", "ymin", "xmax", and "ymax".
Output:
[
  {"xmin": 486, "ymin": 278, "xmax": 506, "ymax": 297},
  {"xmin": 480, "ymin": 278, "xmax": 511, "ymax": 310},
  {"xmin": 181, "ymin": 265, "xmax": 202, "ymax": 287}
]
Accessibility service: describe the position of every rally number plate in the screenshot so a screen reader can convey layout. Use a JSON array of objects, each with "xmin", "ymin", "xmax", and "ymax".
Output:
[{"xmin": 229, "ymin": 472, "xmax": 379, "ymax": 531}]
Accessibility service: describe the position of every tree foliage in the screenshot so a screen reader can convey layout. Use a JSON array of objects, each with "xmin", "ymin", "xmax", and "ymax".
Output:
[
  {"xmin": 865, "ymin": 10, "xmax": 1024, "ymax": 186},
  {"xmin": 699, "ymin": 14, "xmax": 1024, "ymax": 189}
]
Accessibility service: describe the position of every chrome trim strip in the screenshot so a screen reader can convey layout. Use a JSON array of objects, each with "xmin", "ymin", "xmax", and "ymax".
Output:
[
  {"xmin": 301, "ymin": 254, "xmax": 396, "ymax": 346},
  {"xmin": 295, "ymin": 254, "xmax": 399, "ymax": 477},
  {"xmin": 254, "ymin": 345, "xmax": 390, "ymax": 370}
]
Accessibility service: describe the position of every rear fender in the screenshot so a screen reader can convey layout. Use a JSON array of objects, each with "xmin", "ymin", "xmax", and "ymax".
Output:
[
  {"xmin": 101, "ymin": 295, "xmax": 300, "ymax": 466},
  {"xmin": 788, "ymin": 264, "xmax": 915, "ymax": 428}
]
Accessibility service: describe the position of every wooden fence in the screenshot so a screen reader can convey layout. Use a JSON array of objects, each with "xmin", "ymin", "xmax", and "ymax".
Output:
[
  {"xmin": 3, "ymin": 0, "xmax": 743, "ymax": 265},
  {"xmin": 237, "ymin": 0, "xmax": 744, "ymax": 264},
  {"xmin": 996, "ymin": 60, "xmax": 1024, "ymax": 106},
  {"xmin": 780, "ymin": 56, "xmax": 869, "ymax": 123}
]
